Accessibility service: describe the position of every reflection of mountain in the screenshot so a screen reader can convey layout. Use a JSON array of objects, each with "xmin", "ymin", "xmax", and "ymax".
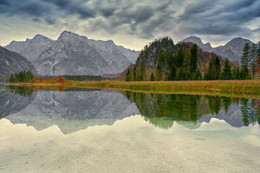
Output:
[
  {"xmin": 0, "ymin": 86, "xmax": 36, "ymax": 118},
  {"xmin": 125, "ymin": 91, "xmax": 260, "ymax": 129},
  {"xmin": 6, "ymin": 90, "xmax": 140, "ymax": 134}
]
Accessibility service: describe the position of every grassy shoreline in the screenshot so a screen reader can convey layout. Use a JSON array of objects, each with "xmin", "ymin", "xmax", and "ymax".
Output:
[{"xmin": 4, "ymin": 80, "xmax": 260, "ymax": 98}]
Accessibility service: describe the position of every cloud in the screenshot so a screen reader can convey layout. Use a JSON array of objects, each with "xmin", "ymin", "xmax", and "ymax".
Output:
[
  {"xmin": 0, "ymin": 0, "xmax": 259, "ymax": 49},
  {"xmin": 177, "ymin": 0, "xmax": 260, "ymax": 37}
]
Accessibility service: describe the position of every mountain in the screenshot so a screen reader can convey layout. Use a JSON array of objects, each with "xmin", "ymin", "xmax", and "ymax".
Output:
[
  {"xmin": 0, "ymin": 86, "xmax": 36, "ymax": 118},
  {"xmin": 126, "ymin": 37, "xmax": 225, "ymax": 81},
  {"xmin": 182, "ymin": 36, "xmax": 256, "ymax": 62},
  {"xmin": 182, "ymin": 36, "xmax": 213, "ymax": 52},
  {"xmin": 5, "ymin": 31, "xmax": 140, "ymax": 76},
  {"xmin": 0, "ymin": 46, "xmax": 38, "ymax": 80},
  {"xmin": 5, "ymin": 34, "xmax": 54, "ymax": 62}
]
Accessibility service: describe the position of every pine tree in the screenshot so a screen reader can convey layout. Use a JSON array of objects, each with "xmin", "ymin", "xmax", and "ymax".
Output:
[
  {"xmin": 190, "ymin": 44, "xmax": 198, "ymax": 75},
  {"xmin": 133, "ymin": 65, "xmax": 137, "ymax": 81},
  {"xmin": 126, "ymin": 69, "xmax": 132, "ymax": 81},
  {"xmin": 168, "ymin": 64, "xmax": 176, "ymax": 81},
  {"xmin": 195, "ymin": 69, "xmax": 202, "ymax": 80},
  {"xmin": 250, "ymin": 44, "xmax": 257, "ymax": 79},
  {"xmin": 221, "ymin": 59, "xmax": 232, "ymax": 80},
  {"xmin": 205, "ymin": 57, "xmax": 215, "ymax": 80},
  {"xmin": 241, "ymin": 43, "xmax": 250, "ymax": 79},
  {"xmin": 215, "ymin": 56, "xmax": 221, "ymax": 79},
  {"xmin": 140, "ymin": 62, "xmax": 147, "ymax": 81},
  {"xmin": 150, "ymin": 73, "xmax": 155, "ymax": 81}
]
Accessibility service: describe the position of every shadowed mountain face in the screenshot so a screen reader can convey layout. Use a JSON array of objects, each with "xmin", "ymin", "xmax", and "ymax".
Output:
[
  {"xmin": 5, "ymin": 31, "xmax": 140, "ymax": 76},
  {"xmin": 0, "ymin": 47, "xmax": 38, "ymax": 80},
  {"xmin": 182, "ymin": 36, "xmax": 258, "ymax": 62}
]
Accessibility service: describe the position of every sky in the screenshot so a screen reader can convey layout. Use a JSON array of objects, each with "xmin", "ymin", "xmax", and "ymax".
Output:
[{"xmin": 0, "ymin": 0, "xmax": 259, "ymax": 50}]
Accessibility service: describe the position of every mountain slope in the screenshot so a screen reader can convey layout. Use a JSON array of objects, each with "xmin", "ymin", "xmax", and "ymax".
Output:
[
  {"xmin": 5, "ymin": 34, "xmax": 54, "ymax": 62},
  {"xmin": 5, "ymin": 31, "xmax": 140, "ymax": 76},
  {"xmin": 182, "ymin": 36, "xmax": 256, "ymax": 62},
  {"xmin": 0, "ymin": 46, "xmax": 38, "ymax": 80}
]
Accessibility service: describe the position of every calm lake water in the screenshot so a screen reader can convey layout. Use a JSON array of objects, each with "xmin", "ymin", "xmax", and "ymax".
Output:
[{"xmin": 0, "ymin": 85, "xmax": 260, "ymax": 172}]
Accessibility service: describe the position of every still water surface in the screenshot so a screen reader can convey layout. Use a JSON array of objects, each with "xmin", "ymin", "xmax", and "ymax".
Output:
[{"xmin": 0, "ymin": 86, "xmax": 260, "ymax": 172}]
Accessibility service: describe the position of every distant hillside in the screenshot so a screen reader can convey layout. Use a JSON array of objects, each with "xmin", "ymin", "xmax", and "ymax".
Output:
[
  {"xmin": 0, "ymin": 46, "xmax": 38, "ymax": 81},
  {"xmin": 182, "ymin": 36, "xmax": 259, "ymax": 63},
  {"xmin": 124, "ymin": 37, "xmax": 225, "ymax": 81},
  {"xmin": 5, "ymin": 31, "xmax": 140, "ymax": 76}
]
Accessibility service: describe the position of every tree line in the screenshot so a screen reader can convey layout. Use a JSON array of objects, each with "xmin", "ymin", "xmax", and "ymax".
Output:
[
  {"xmin": 8, "ymin": 70, "xmax": 33, "ymax": 83},
  {"xmin": 126, "ymin": 38, "xmax": 260, "ymax": 81}
]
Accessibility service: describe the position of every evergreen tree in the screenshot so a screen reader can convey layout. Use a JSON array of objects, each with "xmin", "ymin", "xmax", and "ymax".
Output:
[
  {"xmin": 126, "ymin": 69, "xmax": 132, "ymax": 81},
  {"xmin": 195, "ymin": 69, "xmax": 202, "ymax": 80},
  {"xmin": 250, "ymin": 44, "xmax": 257, "ymax": 79},
  {"xmin": 204, "ymin": 56, "xmax": 216, "ymax": 80},
  {"xmin": 241, "ymin": 43, "xmax": 250, "ymax": 79},
  {"xmin": 133, "ymin": 65, "xmax": 137, "ymax": 81},
  {"xmin": 8, "ymin": 70, "xmax": 33, "ymax": 83},
  {"xmin": 190, "ymin": 44, "xmax": 198, "ymax": 75},
  {"xmin": 150, "ymin": 73, "xmax": 155, "ymax": 81},
  {"xmin": 168, "ymin": 64, "xmax": 177, "ymax": 81},
  {"xmin": 221, "ymin": 59, "xmax": 232, "ymax": 80},
  {"xmin": 140, "ymin": 62, "xmax": 147, "ymax": 81},
  {"xmin": 215, "ymin": 56, "xmax": 221, "ymax": 79},
  {"xmin": 177, "ymin": 67, "xmax": 187, "ymax": 80}
]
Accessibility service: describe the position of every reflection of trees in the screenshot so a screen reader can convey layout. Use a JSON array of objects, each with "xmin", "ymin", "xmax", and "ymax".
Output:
[
  {"xmin": 7, "ymin": 85, "xmax": 33, "ymax": 97},
  {"xmin": 0, "ymin": 86, "xmax": 36, "ymax": 118},
  {"xmin": 125, "ymin": 91, "xmax": 260, "ymax": 129},
  {"xmin": 241, "ymin": 98, "xmax": 260, "ymax": 126},
  {"xmin": 207, "ymin": 96, "xmax": 221, "ymax": 114},
  {"xmin": 126, "ymin": 92, "xmax": 207, "ymax": 128}
]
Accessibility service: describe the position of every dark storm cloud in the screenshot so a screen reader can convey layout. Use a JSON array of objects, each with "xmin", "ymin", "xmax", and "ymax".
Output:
[
  {"xmin": 178, "ymin": 0, "xmax": 260, "ymax": 36},
  {"xmin": 0, "ymin": 0, "xmax": 95, "ymax": 22},
  {"xmin": 0, "ymin": 0, "xmax": 259, "ymax": 42}
]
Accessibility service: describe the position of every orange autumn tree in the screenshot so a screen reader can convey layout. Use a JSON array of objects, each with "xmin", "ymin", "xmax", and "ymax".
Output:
[
  {"xmin": 33, "ymin": 76, "xmax": 42, "ymax": 83},
  {"xmin": 56, "ymin": 76, "xmax": 65, "ymax": 83}
]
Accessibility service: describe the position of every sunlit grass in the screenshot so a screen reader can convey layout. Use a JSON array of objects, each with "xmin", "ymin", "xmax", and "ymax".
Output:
[{"xmin": 5, "ymin": 79, "xmax": 260, "ymax": 98}]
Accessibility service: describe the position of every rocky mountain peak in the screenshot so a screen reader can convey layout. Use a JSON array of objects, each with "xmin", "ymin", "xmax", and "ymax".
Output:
[
  {"xmin": 182, "ymin": 36, "xmax": 258, "ymax": 62},
  {"xmin": 182, "ymin": 36, "xmax": 203, "ymax": 44},
  {"xmin": 4, "ymin": 31, "xmax": 140, "ymax": 76},
  {"xmin": 58, "ymin": 31, "xmax": 88, "ymax": 41},
  {"xmin": 225, "ymin": 37, "xmax": 252, "ymax": 47}
]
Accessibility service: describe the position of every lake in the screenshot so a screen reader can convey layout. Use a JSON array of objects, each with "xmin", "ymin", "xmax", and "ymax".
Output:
[{"xmin": 0, "ymin": 85, "xmax": 260, "ymax": 172}]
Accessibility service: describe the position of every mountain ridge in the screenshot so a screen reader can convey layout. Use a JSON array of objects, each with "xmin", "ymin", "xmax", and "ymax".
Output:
[
  {"xmin": 182, "ymin": 36, "xmax": 258, "ymax": 62},
  {"xmin": 5, "ymin": 31, "xmax": 140, "ymax": 76}
]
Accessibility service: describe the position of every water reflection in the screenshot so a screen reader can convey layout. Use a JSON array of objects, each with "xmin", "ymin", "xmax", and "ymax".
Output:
[
  {"xmin": 125, "ymin": 91, "xmax": 260, "ymax": 128},
  {"xmin": 0, "ymin": 86, "xmax": 259, "ymax": 133},
  {"xmin": 0, "ymin": 86, "xmax": 36, "ymax": 118}
]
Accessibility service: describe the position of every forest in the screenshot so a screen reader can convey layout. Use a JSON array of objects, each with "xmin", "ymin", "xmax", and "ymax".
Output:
[
  {"xmin": 125, "ymin": 37, "xmax": 260, "ymax": 81},
  {"xmin": 8, "ymin": 70, "xmax": 33, "ymax": 83}
]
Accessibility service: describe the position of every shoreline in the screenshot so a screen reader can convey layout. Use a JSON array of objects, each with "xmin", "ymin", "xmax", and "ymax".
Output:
[{"xmin": 4, "ymin": 80, "xmax": 260, "ymax": 98}]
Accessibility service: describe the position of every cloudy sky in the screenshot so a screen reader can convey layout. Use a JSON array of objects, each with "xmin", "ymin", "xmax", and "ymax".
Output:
[{"xmin": 0, "ymin": 0, "xmax": 259, "ymax": 50}]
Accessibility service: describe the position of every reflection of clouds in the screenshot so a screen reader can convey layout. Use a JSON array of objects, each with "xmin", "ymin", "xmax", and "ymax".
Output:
[{"xmin": 0, "ymin": 115, "xmax": 259, "ymax": 172}]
